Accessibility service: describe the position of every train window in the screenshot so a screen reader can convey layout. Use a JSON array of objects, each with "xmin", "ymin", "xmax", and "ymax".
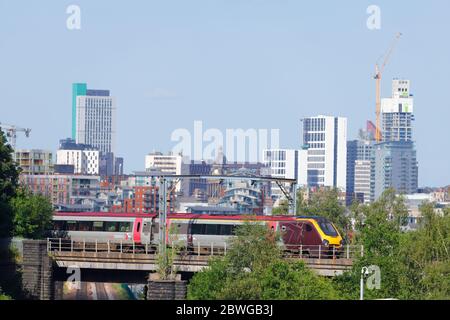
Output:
[
  {"xmin": 119, "ymin": 222, "xmax": 131, "ymax": 232},
  {"xmin": 205, "ymin": 224, "xmax": 217, "ymax": 235},
  {"xmin": 191, "ymin": 224, "xmax": 205, "ymax": 235},
  {"xmin": 220, "ymin": 225, "xmax": 237, "ymax": 235},
  {"xmin": 78, "ymin": 221, "xmax": 92, "ymax": 231},
  {"xmin": 319, "ymin": 222, "xmax": 338, "ymax": 236},
  {"xmin": 93, "ymin": 221, "xmax": 104, "ymax": 232},
  {"xmin": 104, "ymin": 222, "xmax": 118, "ymax": 232},
  {"xmin": 136, "ymin": 222, "xmax": 141, "ymax": 233},
  {"xmin": 67, "ymin": 221, "xmax": 77, "ymax": 231},
  {"xmin": 305, "ymin": 224, "xmax": 313, "ymax": 232},
  {"xmin": 53, "ymin": 221, "xmax": 65, "ymax": 231}
]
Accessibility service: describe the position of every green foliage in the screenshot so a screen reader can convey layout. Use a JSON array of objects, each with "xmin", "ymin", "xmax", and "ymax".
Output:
[
  {"xmin": 336, "ymin": 190, "xmax": 450, "ymax": 300},
  {"xmin": 188, "ymin": 222, "xmax": 338, "ymax": 300},
  {"xmin": 271, "ymin": 200, "xmax": 289, "ymax": 215},
  {"xmin": 0, "ymin": 129, "xmax": 19, "ymax": 237},
  {"xmin": 10, "ymin": 188, "xmax": 53, "ymax": 239},
  {"xmin": 156, "ymin": 223, "xmax": 181, "ymax": 280}
]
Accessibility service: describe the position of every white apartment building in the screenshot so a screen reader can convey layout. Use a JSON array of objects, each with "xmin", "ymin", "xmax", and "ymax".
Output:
[
  {"xmin": 300, "ymin": 115, "xmax": 347, "ymax": 191},
  {"xmin": 75, "ymin": 90, "xmax": 116, "ymax": 154},
  {"xmin": 56, "ymin": 149, "xmax": 99, "ymax": 175},
  {"xmin": 145, "ymin": 152, "xmax": 183, "ymax": 175},
  {"xmin": 145, "ymin": 152, "xmax": 183, "ymax": 191},
  {"xmin": 262, "ymin": 149, "xmax": 300, "ymax": 199}
]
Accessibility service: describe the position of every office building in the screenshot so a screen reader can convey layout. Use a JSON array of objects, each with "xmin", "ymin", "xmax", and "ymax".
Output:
[
  {"xmin": 371, "ymin": 141, "xmax": 418, "ymax": 201},
  {"xmin": 354, "ymin": 160, "xmax": 371, "ymax": 204},
  {"xmin": 300, "ymin": 115, "xmax": 347, "ymax": 190},
  {"xmin": 346, "ymin": 126, "xmax": 375, "ymax": 205}
]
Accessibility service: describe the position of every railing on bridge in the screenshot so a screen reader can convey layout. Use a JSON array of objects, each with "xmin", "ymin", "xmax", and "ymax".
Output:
[{"xmin": 47, "ymin": 238, "xmax": 363, "ymax": 261}]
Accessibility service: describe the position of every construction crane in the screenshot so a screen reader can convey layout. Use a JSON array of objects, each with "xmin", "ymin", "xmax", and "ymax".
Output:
[
  {"xmin": 374, "ymin": 32, "xmax": 402, "ymax": 142},
  {"xmin": 0, "ymin": 122, "xmax": 31, "ymax": 150}
]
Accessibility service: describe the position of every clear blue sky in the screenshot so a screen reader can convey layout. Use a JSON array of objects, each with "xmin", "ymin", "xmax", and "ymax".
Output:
[{"xmin": 1, "ymin": 0, "xmax": 449, "ymax": 187}]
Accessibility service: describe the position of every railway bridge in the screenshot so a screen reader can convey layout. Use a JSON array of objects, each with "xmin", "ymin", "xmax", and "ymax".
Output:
[
  {"xmin": 47, "ymin": 238, "xmax": 359, "ymax": 277},
  {"xmin": 20, "ymin": 239, "xmax": 361, "ymax": 299}
]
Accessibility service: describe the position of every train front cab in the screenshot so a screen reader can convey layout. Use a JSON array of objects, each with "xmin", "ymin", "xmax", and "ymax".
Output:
[
  {"xmin": 280, "ymin": 218, "xmax": 343, "ymax": 258},
  {"xmin": 309, "ymin": 218, "xmax": 343, "ymax": 257}
]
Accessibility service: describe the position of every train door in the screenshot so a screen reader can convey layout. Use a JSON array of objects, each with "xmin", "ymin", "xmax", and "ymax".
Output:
[
  {"xmin": 133, "ymin": 218, "xmax": 142, "ymax": 243},
  {"xmin": 280, "ymin": 222, "xmax": 304, "ymax": 251},
  {"xmin": 141, "ymin": 218, "xmax": 152, "ymax": 244},
  {"xmin": 302, "ymin": 222, "xmax": 322, "ymax": 257},
  {"xmin": 187, "ymin": 219, "xmax": 197, "ymax": 248},
  {"xmin": 151, "ymin": 218, "xmax": 160, "ymax": 246}
]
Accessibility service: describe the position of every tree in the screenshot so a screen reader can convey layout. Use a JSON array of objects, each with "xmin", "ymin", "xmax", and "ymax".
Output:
[
  {"xmin": 10, "ymin": 188, "xmax": 53, "ymax": 239},
  {"xmin": 0, "ymin": 129, "xmax": 19, "ymax": 237},
  {"xmin": 333, "ymin": 189, "xmax": 410, "ymax": 299},
  {"xmin": 188, "ymin": 222, "xmax": 338, "ymax": 300},
  {"xmin": 335, "ymin": 190, "xmax": 450, "ymax": 300},
  {"xmin": 397, "ymin": 202, "xmax": 450, "ymax": 299}
]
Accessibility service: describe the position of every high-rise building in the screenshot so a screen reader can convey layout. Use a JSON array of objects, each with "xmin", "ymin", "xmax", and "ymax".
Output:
[
  {"xmin": 14, "ymin": 149, "xmax": 53, "ymax": 175},
  {"xmin": 381, "ymin": 79, "xmax": 414, "ymax": 142},
  {"xmin": 300, "ymin": 116, "xmax": 347, "ymax": 190},
  {"xmin": 262, "ymin": 149, "xmax": 300, "ymax": 199},
  {"xmin": 354, "ymin": 160, "xmax": 371, "ymax": 204},
  {"xmin": 370, "ymin": 79, "xmax": 419, "ymax": 201},
  {"xmin": 371, "ymin": 141, "xmax": 418, "ymax": 201},
  {"xmin": 346, "ymin": 126, "xmax": 375, "ymax": 205},
  {"xmin": 73, "ymin": 83, "xmax": 116, "ymax": 154},
  {"xmin": 56, "ymin": 138, "xmax": 99, "ymax": 175}
]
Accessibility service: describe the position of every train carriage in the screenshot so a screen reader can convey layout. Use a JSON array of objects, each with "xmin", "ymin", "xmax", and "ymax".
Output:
[{"xmin": 51, "ymin": 212, "xmax": 343, "ymax": 257}]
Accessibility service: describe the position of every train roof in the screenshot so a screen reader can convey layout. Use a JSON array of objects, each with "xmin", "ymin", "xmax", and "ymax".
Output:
[{"xmin": 53, "ymin": 211, "xmax": 330, "ymax": 222}]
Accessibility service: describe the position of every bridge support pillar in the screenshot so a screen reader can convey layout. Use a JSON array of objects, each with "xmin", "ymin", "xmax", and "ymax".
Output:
[
  {"xmin": 147, "ymin": 274, "xmax": 187, "ymax": 300},
  {"xmin": 22, "ymin": 240, "xmax": 54, "ymax": 300}
]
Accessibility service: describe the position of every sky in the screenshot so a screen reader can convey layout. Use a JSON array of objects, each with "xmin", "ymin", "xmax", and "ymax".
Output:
[{"xmin": 0, "ymin": 0, "xmax": 449, "ymax": 187}]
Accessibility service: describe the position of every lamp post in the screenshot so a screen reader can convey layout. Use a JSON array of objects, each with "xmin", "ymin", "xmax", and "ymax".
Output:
[
  {"xmin": 158, "ymin": 177, "xmax": 167, "ymax": 258},
  {"xmin": 360, "ymin": 266, "xmax": 369, "ymax": 300}
]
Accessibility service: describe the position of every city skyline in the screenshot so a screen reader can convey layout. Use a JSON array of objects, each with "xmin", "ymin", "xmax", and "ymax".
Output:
[{"xmin": 1, "ymin": 1, "xmax": 450, "ymax": 187}]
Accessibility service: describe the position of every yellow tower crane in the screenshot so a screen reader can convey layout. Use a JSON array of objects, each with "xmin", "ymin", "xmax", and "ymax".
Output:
[{"xmin": 374, "ymin": 32, "xmax": 402, "ymax": 142}]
